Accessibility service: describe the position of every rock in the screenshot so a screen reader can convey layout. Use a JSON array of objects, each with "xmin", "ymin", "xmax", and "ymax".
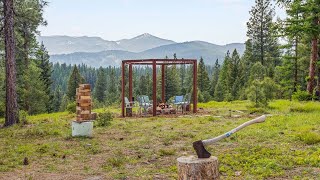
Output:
[{"xmin": 235, "ymin": 171, "xmax": 242, "ymax": 176}]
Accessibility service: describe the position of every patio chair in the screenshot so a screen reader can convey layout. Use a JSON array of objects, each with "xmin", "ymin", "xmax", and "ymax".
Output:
[
  {"xmin": 124, "ymin": 97, "xmax": 132, "ymax": 108},
  {"xmin": 173, "ymin": 95, "xmax": 184, "ymax": 112},
  {"xmin": 124, "ymin": 97, "xmax": 135, "ymax": 116},
  {"xmin": 137, "ymin": 95, "xmax": 152, "ymax": 115},
  {"xmin": 182, "ymin": 93, "xmax": 191, "ymax": 112}
]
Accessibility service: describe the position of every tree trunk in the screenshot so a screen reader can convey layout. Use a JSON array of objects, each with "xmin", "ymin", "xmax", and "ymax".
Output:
[
  {"xmin": 307, "ymin": 37, "xmax": 318, "ymax": 94},
  {"xmin": 317, "ymin": 19, "xmax": 320, "ymax": 94},
  {"xmin": 293, "ymin": 37, "xmax": 298, "ymax": 93},
  {"xmin": 4, "ymin": 0, "xmax": 19, "ymax": 126},
  {"xmin": 177, "ymin": 156, "xmax": 219, "ymax": 180}
]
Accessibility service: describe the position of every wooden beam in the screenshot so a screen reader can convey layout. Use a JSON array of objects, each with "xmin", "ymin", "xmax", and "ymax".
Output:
[
  {"xmin": 193, "ymin": 61, "xmax": 197, "ymax": 113},
  {"xmin": 161, "ymin": 64, "xmax": 165, "ymax": 103},
  {"xmin": 152, "ymin": 60, "xmax": 157, "ymax": 116},
  {"xmin": 121, "ymin": 62, "xmax": 125, "ymax": 117},
  {"xmin": 129, "ymin": 64, "xmax": 133, "ymax": 103}
]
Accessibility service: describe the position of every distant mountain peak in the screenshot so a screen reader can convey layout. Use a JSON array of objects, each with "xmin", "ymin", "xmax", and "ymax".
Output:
[{"xmin": 133, "ymin": 33, "xmax": 153, "ymax": 39}]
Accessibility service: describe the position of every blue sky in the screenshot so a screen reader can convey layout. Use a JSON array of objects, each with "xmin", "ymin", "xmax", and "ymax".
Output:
[{"xmin": 39, "ymin": 0, "xmax": 284, "ymax": 45}]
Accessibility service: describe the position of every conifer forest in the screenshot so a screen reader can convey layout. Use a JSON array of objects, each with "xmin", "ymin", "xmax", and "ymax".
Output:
[{"xmin": 0, "ymin": 0, "xmax": 319, "ymax": 179}]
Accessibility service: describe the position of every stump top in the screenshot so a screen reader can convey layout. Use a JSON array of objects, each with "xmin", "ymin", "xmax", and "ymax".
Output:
[{"xmin": 177, "ymin": 156, "xmax": 218, "ymax": 164}]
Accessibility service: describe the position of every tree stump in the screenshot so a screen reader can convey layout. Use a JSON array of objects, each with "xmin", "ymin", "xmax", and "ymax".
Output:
[{"xmin": 177, "ymin": 156, "xmax": 219, "ymax": 180}]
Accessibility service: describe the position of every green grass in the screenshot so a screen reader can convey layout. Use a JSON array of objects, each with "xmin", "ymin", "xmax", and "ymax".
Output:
[{"xmin": 0, "ymin": 100, "xmax": 319, "ymax": 179}]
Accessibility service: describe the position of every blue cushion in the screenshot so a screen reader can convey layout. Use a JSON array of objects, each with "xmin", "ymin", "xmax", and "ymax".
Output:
[{"xmin": 175, "ymin": 96, "xmax": 184, "ymax": 103}]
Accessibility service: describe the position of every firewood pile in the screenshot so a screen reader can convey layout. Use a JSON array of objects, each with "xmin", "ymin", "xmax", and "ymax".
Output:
[{"xmin": 76, "ymin": 84, "xmax": 96, "ymax": 121}]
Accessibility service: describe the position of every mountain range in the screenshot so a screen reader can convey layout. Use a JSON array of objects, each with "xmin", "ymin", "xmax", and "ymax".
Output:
[{"xmin": 38, "ymin": 33, "xmax": 245, "ymax": 67}]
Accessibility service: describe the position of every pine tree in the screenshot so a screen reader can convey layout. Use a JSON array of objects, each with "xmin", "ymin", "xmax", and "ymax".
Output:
[
  {"xmin": 138, "ymin": 75, "xmax": 148, "ymax": 98},
  {"xmin": 239, "ymin": 40, "xmax": 255, "ymax": 95},
  {"xmin": 280, "ymin": 1, "xmax": 304, "ymax": 93},
  {"xmin": 180, "ymin": 63, "xmax": 187, "ymax": 94},
  {"xmin": 15, "ymin": 0, "xmax": 47, "ymax": 114},
  {"xmin": 67, "ymin": 65, "xmax": 83, "ymax": 100},
  {"xmin": 197, "ymin": 57, "xmax": 210, "ymax": 93},
  {"xmin": 214, "ymin": 51, "xmax": 231, "ymax": 101},
  {"xmin": 4, "ymin": 0, "xmax": 19, "ymax": 126},
  {"xmin": 36, "ymin": 42, "xmax": 53, "ymax": 113},
  {"xmin": 277, "ymin": 0, "xmax": 320, "ymax": 95},
  {"xmin": 145, "ymin": 72, "xmax": 153, "ymax": 98},
  {"xmin": 165, "ymin": 65, "xmax": 180, "ymax": 101},
  {"xmin": 52, "ymin": 86, "xmax": 63, "ymax": 112},
  {"xmin": 25, "ymin": 62, "xmax": 48, "ymax": 114},
  {"xmin": 247, "ymin": 0, "xmax": 280, "ymax": 74},
  {"xmin": 214, "ymin": 79, "xmax": 225, "ymax": 102},
  {"xmin": 94, "ymin": 67, "xmax": 107, "ymax": 102},
  {"xmin": 106, "ymin": 68, "xmax": 118, "ymax": 105},
  {"xmin": 249, "ymin": 62, "xmax": 266, "ymax": 82},
  {"xmin": 230, "ymin": 50, "xmax": 241, "ymax": 99},
  {"xmin": 209, "ymin": 59, "xmax": 220, "ymax": 97}
]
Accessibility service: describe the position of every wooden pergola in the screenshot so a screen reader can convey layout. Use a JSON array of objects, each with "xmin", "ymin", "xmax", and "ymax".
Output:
[{"xmin": 121, "ymin": 59, "xmax": 198, "ymax": 117}]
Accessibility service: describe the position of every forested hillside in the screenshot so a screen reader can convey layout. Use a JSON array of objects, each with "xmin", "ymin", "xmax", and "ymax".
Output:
[
  {"xmin": 1, "ymin": 0, "xmax": 320, "ymax": 119},
  {"xmin": 48, "ymin": 39, "xmax": 245, "ymax": 67}
]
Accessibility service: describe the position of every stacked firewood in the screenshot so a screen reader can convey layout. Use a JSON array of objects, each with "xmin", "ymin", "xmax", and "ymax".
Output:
[{"xmin": 76, "ymin": 84, "xmax": 93, "ymax": 121}]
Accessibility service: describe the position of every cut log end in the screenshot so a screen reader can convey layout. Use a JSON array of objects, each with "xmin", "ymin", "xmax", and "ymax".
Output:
[{"xmin": 177, "ymin": 156, "xmax": 219, "ymax": 180}]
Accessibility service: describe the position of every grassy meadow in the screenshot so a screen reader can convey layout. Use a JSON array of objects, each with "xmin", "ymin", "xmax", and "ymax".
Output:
[{"xmin": 0, "ymin": 100, "xmax": 319, "ymax": 179}]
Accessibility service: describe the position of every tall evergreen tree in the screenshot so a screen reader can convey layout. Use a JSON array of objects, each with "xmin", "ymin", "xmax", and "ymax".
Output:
[
  {"xmin": 180, "ymin": 63, "xmax": 187, "ymax": 94},
  {"xmin": 67, "ymin": 65, "xmax": 83, "ymax": 100},
  {"xmin": 3, "ymin": 0, "xmax": 19, "ymax": 126},
  {"xmin": 25, "ymin": 61, "xmax": 48, "ymax": 114},
  {"xmin": 280, "ymin": 1, "xmax": 304, "ymax": 92},
  {"xmin": 230, "ymin": 50, "xmax": 242, "ymax": 99},
  {"xmin": 36, "ymin": 42, "xmax": 53, "ymax": 112},
  {"xmin": 165, "ymin": 65, "xmax": 180, "ymax": 101},
  {"xmin": 138, "ymin": 75, "xmax": 148, "ymax": 96},
  {"xmin": 277, "ymin": 0, "xmax": 320, "ymax": 94},
  {"xmin": 94, "ymin": 67, "xmax": 107, "ymax": 102},
  {"xmin": 247, "ymin": 0, "xmax": 280, "ymax": 75},
  {"xmin": 209, "ymin": 59, "xmax": 220, "ymax": 97},
  {"xmin": 214, "ymin": 51, "xmax": 231, "ymax": 101},
  {"xmin": 107, "ymin": 68, "xmax": 118, "ymax": 105},
  {"xmin": 52, "ymin": 86, "xmax": 63, "ymax": 112},
  {"xmin": 197, "ymin": 57, "xmax": 210, "ymax": 93},
  {"xmin": 15, "ymin": 0, "xmax": 47, "ymax": 114}
]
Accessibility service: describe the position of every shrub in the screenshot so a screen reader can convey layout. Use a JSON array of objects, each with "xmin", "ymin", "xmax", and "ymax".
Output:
[
  {"xmin": 19, "ymin": 110, "xmax": 28, "ymax": 125},
  {"xmin": 198, "ymin": 91, "xmax": 204, "ymax": 103},
  {"xmin": 66, "ymin": 102, "xmax": 76, "ymax": 113},
  {"xmin": 296, "ymin": 132, "xmax": 320, "ymax": 145},
  {"xmin": 202, "ymin": 91, "xmax": 212, "ymax": 103},
  {"xmin": 247, "ymin": 77, "xmax": 278, "ymax": 107},
  {"xmin": 96, "ymin": 111, "xmax": 113, "ymax": 127},
  {"xmin": 292, "ymin": 90, "xmax": 313, "ymax": 101}
]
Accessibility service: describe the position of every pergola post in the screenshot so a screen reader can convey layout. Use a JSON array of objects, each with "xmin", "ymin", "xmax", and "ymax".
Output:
[
  {"xmin": 152, "ymin": 60, "xmax": 157, "ymax": 116},
  {"xmin": 193, "ymin": 61, "xmax": 197, "ymax": 113},
  {"xmin": 161, "ymin": 64, "xmax": 165, "ymax": 103},
  {"xmin": 121, "ymin": 62, "xmax": 125, "ymax": 117},
  {"xmin": 129, "ymin": 64, "xmax": 133, "ymax": 103}
]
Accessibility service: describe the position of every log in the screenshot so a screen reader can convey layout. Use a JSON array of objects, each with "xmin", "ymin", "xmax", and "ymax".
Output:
[
  {"xmin": 79, "ymin": 84, "xmax": 91, "ymax": 89},
  {"xmin": 90, "ymin": 112, "xmax": 97, "ymax": 120},
  {"xmin": 177, "ymin": 156, "xmax": 219, "ymax": 180}
]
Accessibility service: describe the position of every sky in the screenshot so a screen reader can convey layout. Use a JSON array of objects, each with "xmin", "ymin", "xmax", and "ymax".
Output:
[{"xmin": 39, "ymin": 0, "xmax": 285, "ymax": 45}]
